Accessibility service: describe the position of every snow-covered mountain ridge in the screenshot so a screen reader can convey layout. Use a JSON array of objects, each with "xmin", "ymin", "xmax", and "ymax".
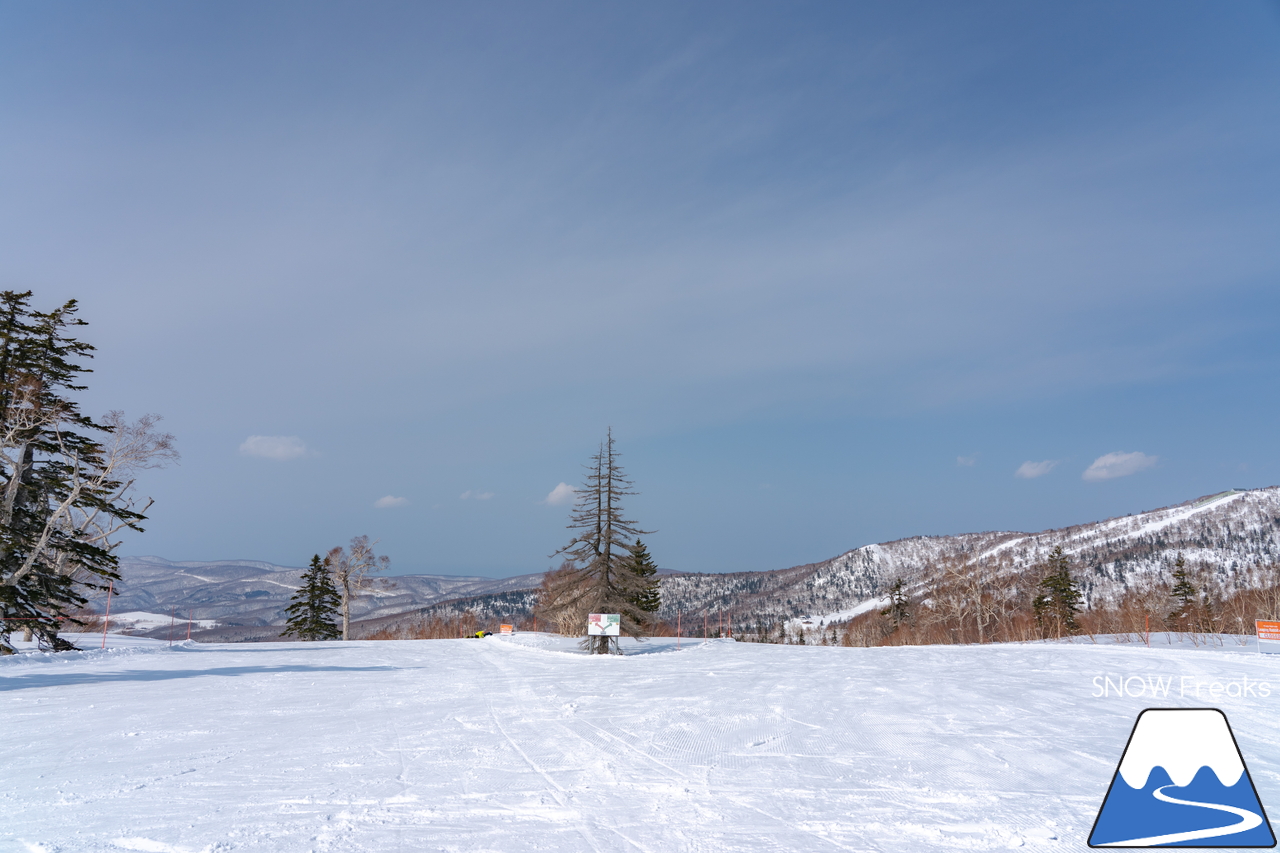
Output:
[
  {"xmin": 656, "ymin": 487, "xmax": 1280, "ymax": 623},
  {"xmin": 104, "ymin": 556, "xmax": 546, "ymax": 634},
  {"xmin": 111, "ymin": 487, "xmax": 1280, "ymax": 635}
]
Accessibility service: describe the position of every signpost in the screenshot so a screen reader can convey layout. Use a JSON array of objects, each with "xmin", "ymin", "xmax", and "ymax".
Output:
[
  {"xmin": 587, "ymin": 614, "xmax": 620, "ymax": 636},
  {"xmin": 588, "ymin": 613, "xmax": 620, "ymax": 654},
  {"xmin": 1257, "ymin": 620, "xmax": 1280, "ymax": 654},
  {"xmin": 499, "ymin": 624, "xmax": 514, "ymax": 635}
]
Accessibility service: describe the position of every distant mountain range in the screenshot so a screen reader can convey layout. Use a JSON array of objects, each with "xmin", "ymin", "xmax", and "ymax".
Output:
[
  {"xmin": 106, "ymin": 486, "xmax": 1280, "ymax": 640},
  {"xmin": 658, "ymin": 486, "xmax": 1280, "ymax": 626},
  {"xmin": 101, "ymin": 557, "xmax": 546, "ymax": 641}
]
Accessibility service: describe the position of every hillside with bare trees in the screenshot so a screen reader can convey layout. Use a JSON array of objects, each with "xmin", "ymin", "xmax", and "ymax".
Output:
[
  {"xmin": 658, "ymin": 488, "xmax": 1280, "ymax": 645},
  {"xmin": 103, "ymin": 487, "xmax": 1280, "ymax": 645}
]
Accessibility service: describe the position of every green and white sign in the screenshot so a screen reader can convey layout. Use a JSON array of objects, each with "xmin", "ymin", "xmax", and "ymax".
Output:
[{"xmin": 588, "ymin": 613, "xmax": 620, "ymax": 636}]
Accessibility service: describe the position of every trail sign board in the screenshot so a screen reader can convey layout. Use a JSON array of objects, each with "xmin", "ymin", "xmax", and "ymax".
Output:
[
  {"xmin": 1257, "ymin": 620, "xmax": 1280, "ymax": 654},
  {"xmin": 500, "ymin": 624, "xmax": 513, "ymax": 634},
  {"xmin": 588, "ymin": 613, "xmax": 620, "ymax": 636}
]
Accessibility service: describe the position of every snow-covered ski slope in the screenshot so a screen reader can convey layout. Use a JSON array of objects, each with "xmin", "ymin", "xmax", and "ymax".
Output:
[{"xmin": 6, "ymin": 633, "xmax": 1280, "ymax": 852}]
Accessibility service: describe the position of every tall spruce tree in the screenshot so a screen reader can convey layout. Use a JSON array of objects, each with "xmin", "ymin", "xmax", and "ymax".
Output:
[
  {"xmin": 283, "ymin": 555, "xmax": 342, "ymax": 641},
  {"xmin": 546, "ymin": 429, "xmax": 652, "ymax": 653},
  {"xmin": 1168, "ymin": 552, "xmax": 1196, "ymax": 624},
  {"xmin": 0, "ymin": 292, "xmax": 163, "ymax": 652},
  {"xmin": 1032, "ymin": 546, "xmax": 1082, "ymax": 638},
  {"xmin": 625, "ymin": 539, "xmax": 661, "ymax": 624},
  {"xmin": 881, "ymin": 579, "xmax": 910, "ymax": 632}
]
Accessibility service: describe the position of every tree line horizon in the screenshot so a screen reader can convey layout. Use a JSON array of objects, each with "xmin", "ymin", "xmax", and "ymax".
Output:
[{"xmin": 2, "ymin": 290, "xmax": 1273, "ymax": 654}]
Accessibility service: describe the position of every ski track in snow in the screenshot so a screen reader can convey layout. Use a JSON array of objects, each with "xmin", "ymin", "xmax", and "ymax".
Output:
[
  {"xmin": 3, "ymin": 633, "xmax": 1279, "ymax": 851},
  {"xmin": 978, "ymin": 491, "xmax": 1247, "ymax": 563}
]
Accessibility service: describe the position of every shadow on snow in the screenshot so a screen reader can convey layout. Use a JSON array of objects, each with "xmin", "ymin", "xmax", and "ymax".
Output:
[{"xmin": 0, "ymin": 664, "xmax": 399, "ymax": 691}]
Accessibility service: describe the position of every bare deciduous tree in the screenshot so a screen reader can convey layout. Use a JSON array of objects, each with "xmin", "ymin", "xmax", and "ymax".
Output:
[
  {"xmin": 51, "ymin": 412, "xmax": 177, "ymax": 578},
  {"xmin": 0, "ymin": 384, "xmax": 176, "ymax": 645},
  {"xmin": 534, "ymin": 561, "xmax": 591, "ymax": 637},
  {"xmin": 326, "ymin": 535, "xmax": 391, "ymax": 641}
]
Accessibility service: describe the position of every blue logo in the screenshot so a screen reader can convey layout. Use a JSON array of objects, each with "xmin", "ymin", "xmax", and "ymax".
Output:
[{"xmin": 1089, "ymin": 708, "xmax": 1275, "ymax": 847}]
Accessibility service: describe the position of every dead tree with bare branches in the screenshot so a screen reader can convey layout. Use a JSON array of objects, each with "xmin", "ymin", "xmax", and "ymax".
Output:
[
  {"xmin": 326, "ymin": 535, "xmax": 391, "ymax": 641},
  {"xmin": 545, "ymin": 429, "xmax": 652, "ymax": 654}
]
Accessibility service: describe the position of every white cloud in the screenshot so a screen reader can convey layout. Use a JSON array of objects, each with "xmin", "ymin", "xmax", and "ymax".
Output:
[
  {"xmin": 239, "ymin": 435, "xmax": 307, "ymax": 460},
  {"xmin": 956, "ymin": 454, "xmax": 978, "ymax": 467},
  {"xmin": 1083, "ymin": 451, "xmax": 1158, "ymax": 482},
  {"xmin": 1015, "ymin": 460, "xmax": 1057, "ymax": 479},
  {"xmin": 374, "ymin": 495, "xmax": 408, "ymax": 509},
  {"xmin": 544, "ymin": 482, "xmax": 576, "ymax": 505},
  {"xmin": 460, "ymin": 490, "xmax": 494, "ymax": 501}
]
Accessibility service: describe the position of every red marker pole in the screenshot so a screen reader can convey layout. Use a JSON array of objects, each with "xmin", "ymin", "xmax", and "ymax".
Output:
[
  {"xmin": 677, "ymin": 612, "xmax": 681, "ymax": 650},
  {"xmin": 101, "ymin": 581, "xmax": 113, "ymax": 649},
  {"xmin": 169, "ymin": 607, "xmax": 175, "ymax": 647},
  {"xmin": 187, "ymin": 610, "xmax": 193, "ymax": 641}
]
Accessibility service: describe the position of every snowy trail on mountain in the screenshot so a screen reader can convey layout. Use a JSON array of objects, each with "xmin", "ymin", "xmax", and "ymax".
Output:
[{"xmin": 3, "ymin": 633, "xmax": 1280, "ymax": 852}]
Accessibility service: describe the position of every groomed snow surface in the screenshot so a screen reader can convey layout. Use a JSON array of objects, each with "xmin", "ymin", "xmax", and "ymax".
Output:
[{"xmin": 4, "ymin": 633, "xmax": 1280, "ymax": 852}]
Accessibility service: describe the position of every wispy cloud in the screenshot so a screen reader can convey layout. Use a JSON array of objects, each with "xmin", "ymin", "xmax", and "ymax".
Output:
[
  {"xmin": 956, "ymin": 454, "xmax": 978, "ymax": 467},
  {"xmin": 1015, "ymin": 460, "xmax": 1057, "ymax": 479},
  {"xmin": 374, "ymin": 495, "xmax": 408, "ymax": 509},
  {"xmin": 460, "ymin": 490, "xmax": 494, "ymax": 501},
  {"xmin": 544, "ymin": 482, "xmax": 576, "ymax": 505},
  {"xmin": 239, "ymin": 435, "xmax": 307, "ymax": 461},
  {"xmin": 1083, "ymin": 451, "xmax": 1157, "ymax": 481}
]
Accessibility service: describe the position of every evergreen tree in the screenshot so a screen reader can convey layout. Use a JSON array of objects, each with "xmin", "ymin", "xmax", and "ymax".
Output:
[
  {"xmin": 881, "ymin": 579, "xmax": 910, "ymax": 631},
  {"xmin": 1168, "ymin": 552, "xmax": 1196, "ymax": 625},
  {"xmin": 283, "ymin": 555, "xmax": 342, "ymax": 641},
  {"xmin": 624, "ymin": 538, "xmax": 661, "ymax": 623},
  {"xmin": 0, "ymin": 293, "xmax": 168, "ymax": 652},
  {"xmin": 1032, "ymin": 546, "xmax": 1082, "ymax": 638},
  {"xmin": 545, "ymin": 429, "xmax": 652, "ymax": 653}
]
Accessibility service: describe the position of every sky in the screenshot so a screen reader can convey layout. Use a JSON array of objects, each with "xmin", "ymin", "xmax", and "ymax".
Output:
[{"xmin": 1, "ymin": 1, "xmax": 1278, "ymax": 577}]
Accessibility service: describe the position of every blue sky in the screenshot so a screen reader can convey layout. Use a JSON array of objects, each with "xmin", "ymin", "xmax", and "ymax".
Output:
[{"xmin": 1, "ymin": 2, "xmax": 1278, "ymax": 576}]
